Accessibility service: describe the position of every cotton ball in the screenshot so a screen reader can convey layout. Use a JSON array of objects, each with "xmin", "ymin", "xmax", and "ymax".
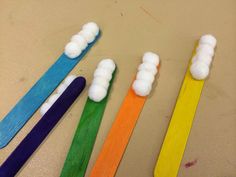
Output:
[
  {"xmin": 98, "ymin": 59, "xmax": 116, "ymax": 72},
  {"xmin": 192, "ymin": 53, "xmax": 212, "ymax": 67},
  {"xmin": 64, "ymin": 75, "xmax": 77, "ymax": 86},
  {"xmin": 94, "ymin": 68, "xmax": 112, "ymax": 81},
  {"xmin": 143, "ymin": 52, "xmax": 160, "ymax": 66},
  {"xmin": 190, "ymin": 61, "xmax": 209, "ymax": 80},
  {"xmin": 78, "ymin": 30, "xmax": 95, "ymax": 43},
  {"xmin": 92, "ymin": 77, "xmax": 109, "ymax": 89},
  {"xmin": 88, "ymin": 84, "xmax": 107, "ymax": 102},
  {"xmin": 196, "ymin": 44, "xmax": 214, "ymax": 57},
  {"xmin": 64, "ymin": 42, "xmax": 82, "ymax": 59},
  {"xmin": 82, "ymin": 22, "xmax": 99, "ymax": 36},
  {"xmin": 71, "ymin": 34, "xmax": 88, "ymax": 50},
  {"xmin": 199, "ymin": 34, "xmax": 217, "ymax": 48},
  {"xmin": 136, "ymin": 70, "xmax": 155, "ymax": 83},
  {"xmin": 132, "ymin": 80, "xmax": 152, "ymax": 97},
  {"xmin": 138, "ymin": 63, "xmax": 157, "ymax": 75},
  {"xmin": 40, "ymin": 103, "xmax": 51, "ymax": 116},
  {"xmin": 57, "ymin": 84, "xmax": 67, "ymax": 94},
  {"xmin": 48, "ymin": 94, "xmax": 60, "ymax": 105}
]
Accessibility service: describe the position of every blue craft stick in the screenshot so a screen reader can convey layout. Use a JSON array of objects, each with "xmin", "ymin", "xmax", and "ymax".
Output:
[
  {"xmin": 0, "ymin": 77, "xmax": 86, "ymax": 177},
  {"xmin": 0, "ymin": 32, "xmax": 101, "ymax": 148}
]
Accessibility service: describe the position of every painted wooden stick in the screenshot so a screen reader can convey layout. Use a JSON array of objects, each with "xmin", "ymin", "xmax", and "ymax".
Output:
[
  {"xmin": 0, "ymin": 23, "xmax": 100, "ymax": 149},
  {"xmin": 154, "ymin": 35, "xmax": 217, "ymax": 177},
  {"xmin": 60, "ymin": 59, "xmax": 116, "ymax": 177},
  {"xmin": 89, "ymin": 52, "xmax": 160, "ymax": 177},
  {"xmin": 0, "ymin": 77, "xmax": 86, "ymax": 177}
]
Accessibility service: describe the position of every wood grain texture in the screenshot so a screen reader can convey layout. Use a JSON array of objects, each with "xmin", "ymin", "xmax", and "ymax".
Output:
[
  {"xmin": 0, "ymin": 77, "xmax": 86, "ymax": 177},
  {"xmin": 154, "ymin": 48, "xmax": 205, "ymax": 177},
  {"xmin": 89, "ymin": 84, "xmax": 146, "ymax": 177},
  {"xmin": 60, "ymin": 70, "xmax": 116, "ymax": 177},
  {"xmin": 0, "ymin": 33, "xmax": 100, "ymax": 149}
]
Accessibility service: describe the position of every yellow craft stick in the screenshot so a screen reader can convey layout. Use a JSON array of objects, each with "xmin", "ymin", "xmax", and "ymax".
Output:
[{"xmin": 154, "ymin": 34, "xmax": 217, "ymax": 177}]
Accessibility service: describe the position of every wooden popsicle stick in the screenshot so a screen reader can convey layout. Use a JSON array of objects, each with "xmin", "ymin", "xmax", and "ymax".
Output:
[
  {"xmin": 154, "ymin": 34, "xmax": 217, "ymax": 176},
  {"xmin": 154, "ymin": 45, "xmax": 206, "ymax": 177},
  {"xmin": 0, "ymin": 32, "xmax": 100, "ymax": 149},
  {"xmin": 0, "ymin": 77, "xmax": 86, "ymax": 177},
  {"xmin": 60, "ymin": 70, "xmax": 116, "ymax": 177},
  {"xmin": 89, "ymin": 86, "xmax": 146, "ymax": 177},
  {"xmin": 154, "ymin": 64, "xmax": 204, "ymax": 177}
]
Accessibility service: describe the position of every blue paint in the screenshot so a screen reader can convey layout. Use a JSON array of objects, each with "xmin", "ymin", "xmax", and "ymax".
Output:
[{"xmin": 0, "ymin": 32, "xmax": 101, "ymax": 148}]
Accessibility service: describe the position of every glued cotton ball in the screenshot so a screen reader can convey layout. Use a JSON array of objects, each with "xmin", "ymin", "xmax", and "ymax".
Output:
[
  {"xmin": 196, "ymin": 44, "xmax": 214, "ymax": 57},
  {"xmin": 192, "ymin": 53, "xmax": 212, "ymax": 67},
  {"xmin": 143, "ymin": 52, "xmax": 160, "ymax": 66},
  {"xmin": 57, "ymin": 84, "xmax": 67, "ymax": 94},
  {"xmin": 94, "ymin": 68, "xmax": 112, "ymax": 81},
  {"xmin": 92, "ymin": 77, "xmax": 109, "ymax": 89},
  {"xmin": 98, "ymin": 59, "xmax": 116, "ymax": 72},
  {"xmin": 78, "ymin": 30, "xmax": 95, "ymax": 43},
  {"xmin": 48, "ymin": 94, "xmax": 60, "ymax": 105},
  {"xmin": 190, "ymin": 61, "xmax": 209, "ymax": 80},
  {"xmin": 88, "ymin": 84, "xmax": 107, "ymax": 102},
  {"xmin": 64, "ymin": 75, "xmax": 76, "ymax": 86},
  {"xmin": 71, "ymin": 34, "xmax": 88, "ymax": 50},
  {"xmin": 136, "ymin": 70, "xmax": 155, "ymax": 83},
  {"xmin": 138, "ymin": 63, "xmax": 157, "ymax": 75},
  {"xmin": 132, "ymin": 80, "xmax": 152, "ymax": 97},
  {"xmin": 40, "ymin": 103, "xmax": 51, "ymax": 116},
  {"xmin": 199, "ymin": 34, "xmax": 217, "ymax": 48},
  {"xmin": 82, "ymin": 22, "xmax": 99, "ymax": 36},
  {"xmin": 64, "ymin": 42, "xmax": 82, "ymax": 59}
]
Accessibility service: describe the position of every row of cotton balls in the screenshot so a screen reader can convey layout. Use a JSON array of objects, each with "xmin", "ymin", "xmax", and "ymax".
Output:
[
  {"xmin": 40, "ymin": 75, "xmax": 77, "ymax": 116},
  {"xmin": 190, "ymin": 34, "xmax": 217, "ymax": 80},
  {"xmin": 88, "ymin": 59, "xmax": 116, "ymax": 102},
  {"xmin": 132, "ymin": 52, "xmax": 160, "ymax": 97},
  {"xmin": 64, "ymin": 22, "xmax": 100, "ymax": 59}
]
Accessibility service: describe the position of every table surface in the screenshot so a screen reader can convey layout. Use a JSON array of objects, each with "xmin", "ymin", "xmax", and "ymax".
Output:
[{"xmin": 0, "ymin": 0, "xmax": 235, "ymax": 177}]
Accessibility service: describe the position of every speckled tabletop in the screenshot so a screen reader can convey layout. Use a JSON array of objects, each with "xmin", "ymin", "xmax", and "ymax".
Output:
[{"xmin": 0, "ymin": 0, "xmax": 236, "ymax": 177}]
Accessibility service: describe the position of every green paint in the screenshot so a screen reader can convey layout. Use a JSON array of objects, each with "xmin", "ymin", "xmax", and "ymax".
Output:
[{"xmin": 60, "ymin": 70, "xmax": 116, "ymax": 177}]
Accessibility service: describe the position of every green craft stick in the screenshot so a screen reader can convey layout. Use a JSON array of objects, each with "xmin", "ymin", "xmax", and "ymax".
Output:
[{"xmin": 60, "ymin": 70, "xmax": 116, "ymax": 177}]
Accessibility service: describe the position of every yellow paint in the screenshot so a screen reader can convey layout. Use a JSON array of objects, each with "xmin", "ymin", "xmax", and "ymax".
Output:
[{"xmin": 154, "ymin": 59, "xmax": 204, "ymax": 177}]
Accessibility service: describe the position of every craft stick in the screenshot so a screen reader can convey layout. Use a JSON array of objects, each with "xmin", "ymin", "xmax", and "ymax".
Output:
[
  {"xmin": 89, "ymin": 52, "xmax": 160, "ymax": 177},
  {"xmin": 0, "ymin": 77, "xmax": 86, "ymax": 177},
  {"xmin": 0, "ymin": 22, "xmax": 100, "ymax": 148},
  {"xmin": 154, "ymin": 35, "xmax": 217, "ymax": 177},
  {"xmin": 60, "ymin": 59, "xmax": 116, "ymax": 177}
]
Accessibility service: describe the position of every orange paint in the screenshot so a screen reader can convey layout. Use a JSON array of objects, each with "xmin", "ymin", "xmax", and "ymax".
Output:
[{"xmin": 89, "ymin": 86, "xmax": 146, "ymax": 177}]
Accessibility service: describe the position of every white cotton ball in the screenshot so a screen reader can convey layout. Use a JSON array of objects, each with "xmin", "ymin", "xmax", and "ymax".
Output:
[
  {"xmin": 88, "ymin": 84, "xmax": 107, "ymax": 102},
  {"xmin": 138, "ymin": 62, "xmax": 158, "ymax": 75},
  {"xmin": 192, "ymin": 53, "xmax": 212, "ymax": 67},
  {"xmin": 143, "ymin": 52, "xmax": 160, "ymax": 66},
  {"xmin": 132, "ymin": 79, "xmax": 152, "ymax": 97},
  {"xmin": 71, "ymin": 34, "xmax": 88, "ymax": 50},
  {"xmin": 136, "ymin": 70, "xmax": 155, "ymax": 84},
  {"xmin": 94, "ymin": 68, "xmax": 112, "ymax": 81},
  {"xmin": 190, "ymin": 61, "xmax": 209, "ymax": 80},
  {"xmin": 64, "ymin": 42, "xmax": 82, "ymax": 59},
  {"xmin": 48, "ymin": 94, "xmax": 60, "ymax": 105},
  {"xmin": 196, "ymin": 44, "xmax": 214, "ymax": 57},
  {"xmin": 199, "ymin": 34, "xmax": 217, "ymax": 48},
  {"xmin": 92, "ymin": 77, "xmax": 109, "ymax": 89},
  {"xmin": 64, "ymin": 75, "xmax": 77, "ymax": 86},
  {"xmin": 98, "ymin": 59, "xmax": 116, "ymax": 72},
  {"xmin": 82, "ymin": 22, "xmax": 99, "ymax": 36},
  {"xmin": 78, "ymin": 30, "xmax": 95, "ymax": 43},
  {"xmin": 57, "ymin": 84, "xmax": 68, "ymax": 94},
  {"xmin": 40, "ymin": 103, "xmax": 51, "ymax": 116}
]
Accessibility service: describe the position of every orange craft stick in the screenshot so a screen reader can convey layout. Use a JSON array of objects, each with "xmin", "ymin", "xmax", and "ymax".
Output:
[{"xmin": 89, "ymin": 52, "xmax": 160, "ymax": 177}]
